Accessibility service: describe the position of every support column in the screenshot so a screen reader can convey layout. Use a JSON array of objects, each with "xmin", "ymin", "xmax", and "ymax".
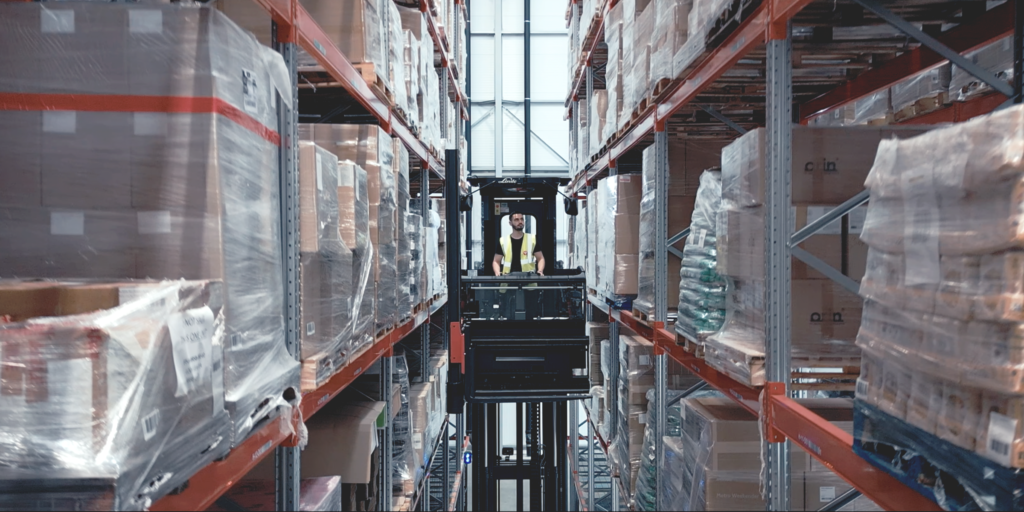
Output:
[
  {"xmin": 569, "ymin": 402, "xmax": 579, "ymax": 511},
  {"xmin": 607, "ymin": 321, "xmax": 620, "ymax": 451},
  {"xmin": 380, "ymin": 355, "xmax": 395, "ymax": 512},
  {"xmin": 587, "ymin": 414, "xmax": 595, "ymax": 509},
  {"xmin": 654, "ymin": 354, "xmax": 667, "ymax": 511},
  {"xmin": 653, "ymin": 128, "xmax": 669, "ymax": 322},
  {"xmin": 272, "ymin": 20, "xmax": 301, "ymax": 512},
  {"xmin": 421, "ymin": 166, "xmax": 431, "ymax": 383},
  {"xmin": 765, "ymin": 24, "xmax": 793, "ymax": 512}
]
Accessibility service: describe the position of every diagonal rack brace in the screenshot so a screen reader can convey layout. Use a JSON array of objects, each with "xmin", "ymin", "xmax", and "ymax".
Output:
[{"xmin": 854, "ymin": 0, "xmax": 1014, "ymax": 98}]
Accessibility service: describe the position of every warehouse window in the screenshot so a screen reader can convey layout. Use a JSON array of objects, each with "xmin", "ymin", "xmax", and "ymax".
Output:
[{"xmin": 468, "ymin": 0, "xmax": 570, "ymax": 178}]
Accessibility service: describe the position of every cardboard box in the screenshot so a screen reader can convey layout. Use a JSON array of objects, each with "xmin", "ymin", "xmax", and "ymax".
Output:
[
  {"xmin": 300, "ymin": 400, "xmax": 385, "ymax": 484},
  {"xmin": 0, "ymin": 111, "xmax": 42, "ymax": 207},
  {"xmin": 610, "ymin": 175, "xmax": 643, "ymax": 215},
  {"xmin": 722, "ymin": 127, "xmax": 928, "ymax": 207},
  {"xmin": 791, "ymin": 280, "xmax": 863, "ymax": 347},
  {"xmin": 299, "ymin": 141, "xmax": 343, "ymax": 254}
]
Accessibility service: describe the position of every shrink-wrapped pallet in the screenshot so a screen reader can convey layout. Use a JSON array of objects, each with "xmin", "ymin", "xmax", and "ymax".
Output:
[
  {"xmin": 0, "ymin": 3, "xmax": 301, "ymax": 446},
  {"xmin": 950, "ymin": 36, "xmax": 1013, "ymax": 103},
  {"xmin": 596, "ymin": 176, "xmax": 643, "ymax": 299},
  {"xmin": 675, "ymin": 170, "xmax": 728, "ymax": 344},
  {"xmin": 0, "ymin": 280, "xmax": 241, "ymax": 509}
]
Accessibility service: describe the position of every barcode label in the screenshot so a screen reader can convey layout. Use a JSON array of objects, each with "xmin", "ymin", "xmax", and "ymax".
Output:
[
  {"xmin": 856, "ymin": 378, "xmax": 869, "ymax": 398},
  {"xmin": 638, "ymin": 413, "xmax": 647, "ymax": 424},
  {"xmin": 306, "ymin": 321, "xmax": 316, "ymax": 336},
  {"xmin": 639, "ymin": 355, "xmax": 651, "ymax": 366},
  {"xmin": 986, "ymin": 411, "xmax": 1017, "ymax": 466},
  {"xmin": 143, "ymin": 410, "xmax": 160, "ymax": 441},
  {"xmin": 696, "ymin": 228, "xmax": 707, "ymax": 247}
]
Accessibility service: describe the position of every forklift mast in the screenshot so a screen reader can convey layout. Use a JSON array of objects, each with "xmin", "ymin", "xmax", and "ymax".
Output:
[{"xmin": 445, "ymin": 173, "xmax": 585, "ymax": 511}]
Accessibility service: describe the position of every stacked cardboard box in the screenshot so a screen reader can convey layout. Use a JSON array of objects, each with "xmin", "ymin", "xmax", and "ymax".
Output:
[
  {"xmin": 298, "ymin": 142, "xmax": 362, "ymax": 390},
  {"xmin": 596, "ymin": 175, "xmax": 643, "ymax": 298},
  {"xmin": 588, "ymin": 321, "xmax": 610, "ymax": 387},
  {"xmin": 706, "ymin": 126, "xmax": 926, "ymax": 385},
  {"xmin": 612, "ymin": 335, "xmax": 655, "ymax": 495},
  {"xmin": 306, "ymin": 123, "xmax": 395, "ymax": 344},
  {"xmin": 0, "ymin": 280, "xmax": 232, "ymax": 509},
  {"xmin": 0, "ymin": 3, "xmax": 299, "ymax": 446},
  {"xmin": 666, "ymin": 397, "xmax": 881, "ymax": 511},
  {"xmin": 855, "ymin": 106, "xmax": 1024, "ymax": 468}
]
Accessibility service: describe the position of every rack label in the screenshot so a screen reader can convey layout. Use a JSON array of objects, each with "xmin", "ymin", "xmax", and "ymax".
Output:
[
  {"xmin": 986, "ymin": 411, "xmax": 1017, "ymax": 466},
  {"xmin": 50, "ymin": 211, "xmax": 84, "ymax": 236},
  {"xmin": 819, "ymin": 486, "xmax": 835, "ymax": 502},
  {"xmin": 168, "ymin": 306, "xmax": 215, "ymax": 397}
]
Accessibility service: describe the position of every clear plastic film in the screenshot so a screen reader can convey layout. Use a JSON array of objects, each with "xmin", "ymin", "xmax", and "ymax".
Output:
[
  {"xmin": 605, "ymin": 2, "xmax": 624, "ymax": 136},
  {"xmin": 391, "ymin": 354, "xmax": 415, "ymax": 494},
  {"xmin": 308, "ymin": 123, "xmax": 387, "ymax": 349},
  {"xmin": 651, "ymin": 0, "xmax": 690, "ymax": 84},
  {"xmin": 385, "ymin": 0, "xmax": 408, "ymax": 117},
  {"xmin": 587, "ymin": 189, "xmax": 599, "ymax": 291},
  {"xmin": 590, "ymin": 90, "xmax": 608, "ymax": 159},
  {"xmin": 0, "ymin": 3, "xmax": 300, "ymax": 448},
  {"xmin": 0, "ymin": 280, "xmax": 233, "ymax": 510},
  {"xmin": 950, "ymin": 36, "xmax": 1013, "ymax": 103},
  {"xmin": 676, "ymin": 170, "xmax": 728, "ymax": 343},
  {"xmin": 633, "ymin": 387, "xmax": 684, "ymax": 511},
  {"xmin": 890, "ymin": 64, "xmax": 950, "ymax": 116},
  {"xmin": 298, "ymin": 142, "xmax": 356, "ymax": 390},
  {"xmin": 853, "ymin": 88, "xmax": 892, "ymax": 125},
  {"xmin": 853, "ymin": 396, "xmax": 1024, "ymax": 509},
  {"xmin": 293, "ymin": 0, "xmax": 386, "ymax": 78},
  {"xmin": 635, "ymin": 146, "xmax": 659, "ymax": 314},
  {"xmin": 597, "ymin": 176, "xmax": 643, "ymax": 298},
  {"xmin": 401, "ymin": 211, "xmax": 424, "ymax": 315}
]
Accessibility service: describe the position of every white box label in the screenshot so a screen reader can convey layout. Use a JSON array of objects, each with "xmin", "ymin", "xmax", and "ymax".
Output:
[
  {"xmin": 41, "ymin": 8, "xmax": 74, "ymax": 33},
  {"xmin": 819, "ymin": 486, "xmax": 836, "ymax": 502},
  {"xmin": 133, "ymin": 112, "xmax": 168, "ymax": 136},
  {"xmin": 986, "ymin": 411, "xmax": 1017, "ymax": 466},
  {"xmin": 315, "ymin": 152, "xmax": 324, "ymax": 191},
  {"xmin": 142, "ymin": 409, "xmax": 160, "ymax": 441},
  {"xmin": 50, "ymin": 211, "xmax": 84, "ymax": 236},
  {"xmin": 241, "ymin": 69, "xmax": 260, "ymax": 116},
  {"xmin": 43, "ymin": 111, "xmax": 76, "ymax": 133},
  {"xmin": 639, "ymin": 355, "xmax": 651, "ymax": 366},
  {"xmin": 129, "ymin": 10, "xmax": 163, "ymax": 34},
  {"xmin": 168, "ymin": 306, "xmax": 215, "ymax": 397},
  {"xmin": 137, "ymin": 210, "xmax": 172, "ymax": 234},
  {"xmin": 306, "ymin": 321, "xmax": 316, "ymax": 336}
]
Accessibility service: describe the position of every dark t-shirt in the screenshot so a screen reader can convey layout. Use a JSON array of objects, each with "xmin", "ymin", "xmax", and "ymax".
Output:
[{"xmin": 494, "ymin": 235, "xmax": 542, "ymax": 274}]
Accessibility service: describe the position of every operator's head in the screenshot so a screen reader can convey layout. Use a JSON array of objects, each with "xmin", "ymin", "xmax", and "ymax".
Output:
[{"xmin": 508, "ymin": 211, "xmax": 525, "ymax": 232}]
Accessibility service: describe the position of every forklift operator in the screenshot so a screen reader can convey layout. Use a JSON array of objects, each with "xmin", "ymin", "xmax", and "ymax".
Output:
[{"xmin": 492, "ymin": 212, "xmax": 546, "ymax": 276}]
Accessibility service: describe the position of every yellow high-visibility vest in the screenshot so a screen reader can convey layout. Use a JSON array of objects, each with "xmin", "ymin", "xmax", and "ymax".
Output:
[{"xmin": 500, "ymin": 233, "xmax": 536, "ymax": 274}]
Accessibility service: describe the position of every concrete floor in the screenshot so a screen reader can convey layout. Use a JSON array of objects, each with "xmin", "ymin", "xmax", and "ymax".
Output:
[{"xmin": 498, "ymin": 480, "xmax": 530, "ymax": 511}]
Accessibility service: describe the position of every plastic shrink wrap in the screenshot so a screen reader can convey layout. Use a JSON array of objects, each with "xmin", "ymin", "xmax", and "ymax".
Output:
[
  {"xmin": 676, "ymin": 170, "xmax": 728, "ymax": 344},
  {"xmin": 613, "ymin": 335, "xmax": 655, "ymax": 495},
  {"xmin": 0, "ymin": 3, "xmax": 300, "ymax": 447},
  {"xmin": 384, "ymin": 0, "xmax": 408, "ymax": 118},
  {"xmin": 853, "ymin": 89, "xmax": 892, "ymax": 125},
  {"xmin": 298, "ymin": 142, "xmax": 357, "ymax": 390},
  {"xmin": 633, "ymin": 388, "xmax": 683, "ymax": 511},
  {"xmin": 890, "ymin": 64, "xmax": 950, "ymax": 120},
  {"xmin": 950, "ymin": 36, "xmax": 1013, "ymax": 103},
  {"xmin": 596, "ymin": 176, "xmax": 643, "ymax": 300},
  {"xmin": 650, "ymin": 0, "xmax": 690, "ymax": 85},
  {"xmin": 855, "ymin": 106, "xmax": 1024, "ymax": 477},
  {"xmin": 308, "ymin": 124, "xmax": 390, "ymax": 350},
  {"xmin": 392, "ymin": 355, "xmax": 415, "ymax": 494},
  {"xmin": 605, "ymin": 2, "xmax": 624, "ymax": 139},
  {"xmin": 673, "ymin": 0, "xmax": 729, "ymax": 77},
  {"xmin": 0, "ymin": 280, "xmax": 238, "ymax": 510},
  {"xmin": 590, "ymin": 90, "xmax": 609, "ymax": 159},
  {"xmin": 600, "ymin": 338, "xmax": 613, "ymax": 441}
]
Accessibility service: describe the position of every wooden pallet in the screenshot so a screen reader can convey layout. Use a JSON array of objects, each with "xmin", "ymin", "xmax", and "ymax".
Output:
[
  {"xmin": 893, "ymin": 92, "xmax": 950, "ymax": 123},
  {"xmin": 676, "ymin": 331, "xmax": 706, "ymax": 359},
  {"xmin": 791, "ymin": 366, "xmax": 861, "ymax": 392},
  {"xmin": 353, "ymin": 62, "xmax": 395, "ymax": 109},
  {"xmin": 631, "ymin": 303, "xmax": 669, "ymax": 328},
  {"xmin": 375, "ymin": 323, "xmax": 395, "ymax": 340},
  {"xmin": 704, "ymin": 335, "xmax": 862, "ymax": 389}
]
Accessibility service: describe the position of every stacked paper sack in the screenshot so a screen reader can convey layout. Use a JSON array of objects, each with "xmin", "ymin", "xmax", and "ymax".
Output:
[{"xmin": 855, "ymin": 105, "xmax": 1024, "ymax": 469}]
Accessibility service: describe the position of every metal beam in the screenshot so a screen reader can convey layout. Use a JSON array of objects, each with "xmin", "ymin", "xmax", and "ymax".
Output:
[
  {"xmin": 525, "ymin": 0, "xmax": 532, "ymax": 176},
  {"xmin": 789, "ymin": 190, "xmax": 869, "ymax": 247},
  {"xmin": 699, "ymin": 104, "xmax": 748, "ymax": 134},
  {"xmin": 818, "ymin": 488, "xmax": 863, "ymax": 512},
  {"xmin": 668, "ymin": 227, "xmax": 690, "ymax": 247},
  {"xmin": 854, "ymin": 0, "xmax": 1014, "ymax": 98},
  {"xmin": 668, "ymin": 246, "xmax": 685, "ymax": 260},
  {"xmin": 655, "ymin": 129, "xmax": 669, "ymax": 323},
  {"xmin": 667, "ymin": 381, "xmax": 710, "ymax": 408},
  {"xmin": 791, "ymin": 247, "xmax": 861, "ymax": 296}
]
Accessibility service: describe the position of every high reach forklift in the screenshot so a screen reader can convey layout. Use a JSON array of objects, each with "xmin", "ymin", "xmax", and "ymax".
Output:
[{"xmin": 444, "ymin": 162, "xmax": 588, "ymax": 511}]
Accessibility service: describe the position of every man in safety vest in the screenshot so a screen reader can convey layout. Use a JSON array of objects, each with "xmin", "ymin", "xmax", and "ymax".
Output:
[{"xmin": 492, "ymin": 212, "xmax": 546, "ymax": 276}]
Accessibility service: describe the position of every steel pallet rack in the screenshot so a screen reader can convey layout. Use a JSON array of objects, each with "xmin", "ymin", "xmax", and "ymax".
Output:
[
  {"xmin": 565, "ymin": 0, "xmax": 1022, "ymax": 509},
  {"xmin": 143, "ymin": 0, "xmax": 467, "ymax": 508}
]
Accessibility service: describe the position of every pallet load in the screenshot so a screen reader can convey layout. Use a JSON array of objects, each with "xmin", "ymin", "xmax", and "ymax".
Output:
[
  {"xmin": 610, "ymin": 335, "xmax": 655, "ymax": 496},
  {"xmin": 853, "ymin": 106, "xmax": 1024, "ymax": 510},
  {"xmin": 649, "ymin": 0, "xmax": 690, "ymax": 89},
  {"xmin": 0, "ymin": 3, "xmax": 301, "ymax": 448},
  {"xmin": 588, "ymin": 321, "xmax": 610, "ymax": 388},
  {"xmin": 891, "ymin": 64, "xmax": 950, "ymax": 122},
  {"xmin": 675, "ymin": 170, "xmax": 727, "ymax": 353},
  {"xmin": 632, "ymin": 387, "xmax": 683, "ymax": 511},
  {"xmin": 307, "ymin": 124, "xmax": 395, "ymax": 345},
  {"xmin": 604, "ymin": 1, "xmax": 623, "ymax": 140},
  {"xmin": 394, "ymin": 142, "xmax": 417, "ymax": 321},
  {"xmin": 636, "ymin": 139, "xmax": 727, "ymax": 322},
  {"xmin": 950, "ymin": 36, "xmax": 1013, "ymax": 103},
  {"xmin": 0, "ymin": 281, "xmax": 235, "ymax": 509},
  {"xmin": 661, "ymin": 397, "xmax": 880, "ymax": 511},
  {"xmin": 596, "ymin": 175, "xmax": 643, "ymax": 307},
  {"xmin": 298, "ymin": 142, "xmax": 366, "ymax": 390},
  {"xmin": 705, "ymin": 126, "xmax": 925, "ymax": 386}
]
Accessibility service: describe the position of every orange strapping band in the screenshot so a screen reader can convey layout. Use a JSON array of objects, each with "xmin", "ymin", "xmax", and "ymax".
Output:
[{"xmin": 0, "ymin": 92, "xmax": 281, "ymax": 146}]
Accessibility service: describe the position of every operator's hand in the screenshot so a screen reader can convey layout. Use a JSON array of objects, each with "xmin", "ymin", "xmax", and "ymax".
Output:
[{"xmin": 537, "ymin": 270, "xmax": 544, "ymax": 276}]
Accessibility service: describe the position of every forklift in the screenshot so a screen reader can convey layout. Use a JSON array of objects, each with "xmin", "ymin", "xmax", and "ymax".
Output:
[{"xmin": 444, "ymin": 169, "xmax": 588, "ymax": 511}]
